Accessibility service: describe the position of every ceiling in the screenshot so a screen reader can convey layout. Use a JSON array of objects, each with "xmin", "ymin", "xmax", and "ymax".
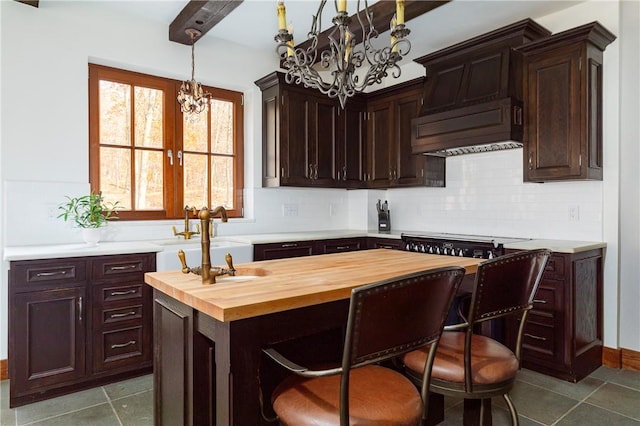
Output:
[{"xmin": 89, "ymin": 0, "xmax": 582, "ymax": 61}]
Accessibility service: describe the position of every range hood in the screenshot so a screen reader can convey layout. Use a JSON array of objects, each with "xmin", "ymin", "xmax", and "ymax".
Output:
[{"xmin": 411, "ymin": 19, "xmax": 551, "ymax": 156}]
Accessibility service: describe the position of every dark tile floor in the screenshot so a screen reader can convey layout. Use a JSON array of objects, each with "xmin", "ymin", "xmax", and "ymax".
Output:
[{"xmin": 1, "ymin": 366, "xmax": 639, "ymax": 425}]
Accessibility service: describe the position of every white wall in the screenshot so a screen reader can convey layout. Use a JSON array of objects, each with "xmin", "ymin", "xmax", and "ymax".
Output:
[{"xmin": 1, "ymin": 0, "xmax": 636, "ymax": 360}]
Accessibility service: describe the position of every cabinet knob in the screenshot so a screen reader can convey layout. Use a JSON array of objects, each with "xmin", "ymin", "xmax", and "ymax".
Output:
[{"xmin": 529, "ymin": 152, "xmax": 534, "ymax": 170}]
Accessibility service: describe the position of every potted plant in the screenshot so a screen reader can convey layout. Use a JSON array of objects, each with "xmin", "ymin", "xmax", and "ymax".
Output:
[{"xmin": 58, "ymin": 192, "xmax": 120, "ymax": 246}]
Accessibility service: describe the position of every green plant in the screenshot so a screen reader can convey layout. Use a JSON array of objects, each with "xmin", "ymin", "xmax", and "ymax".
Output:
[{"xmin": 57, "ymin": 193, "xmax": 120, "ymax": 228}]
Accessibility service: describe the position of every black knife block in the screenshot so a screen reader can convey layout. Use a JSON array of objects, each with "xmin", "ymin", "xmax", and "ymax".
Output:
[{"xmin": 378, "ymin": 211, "xmax": 390, "ymax": 233}]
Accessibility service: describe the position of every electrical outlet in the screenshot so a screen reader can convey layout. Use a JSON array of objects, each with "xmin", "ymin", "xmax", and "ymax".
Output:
[
  {"xmin": 282, "ymin": 203, "xmax": 298, "ymax": 217},
  {"xmin": 568, "ymin": 205, "xmax": 580, "ymax": 221}
]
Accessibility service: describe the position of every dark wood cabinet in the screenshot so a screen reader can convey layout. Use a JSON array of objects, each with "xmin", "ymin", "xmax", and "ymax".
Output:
[
  {"xmin": 517, "ymin": 22, "xmax": 615, "ymax": 182},
  {"xmin": 366, "ymin": 238, "xmax": 404, "ymax": 250},
  {"xmin": 256, "ymin": 73, "xmax": 341, "ymax": 188},
  {"xmin": 338, "ymin": 98, "xmax": 367, "ymax": 187},
  {"xmin": 256, "ymin": 72, "xmax": 443, "ymax": 189},
  {"xmin": 254, "ymin": 237, "xmax": 401, "ymax": 261},
  {"xmin": 366, "ymin": 79, "xmax": 440, "ymax": 188},
  {"xmin": 8, "ymin": 253, "xmax": 155, "ymax": 407},
  {"xmin": 314, "ymin": 238, "xmax": 366, "ymax": 255},
  {"xmin": 505, "ymin": 248, "xmax": 604, "ymax": 382},
  {"xmin": 253, "ymin": 240, "xmax": 316, "ymax": 261}
]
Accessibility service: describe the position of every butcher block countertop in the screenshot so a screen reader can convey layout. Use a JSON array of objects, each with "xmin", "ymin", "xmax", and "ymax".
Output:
[{"xmin": 145, "ymin": 249, "xmax": 482, "ymax": 323}]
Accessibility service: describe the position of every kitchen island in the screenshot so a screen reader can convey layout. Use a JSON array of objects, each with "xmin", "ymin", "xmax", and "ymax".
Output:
[{"xmin": 144, "ymin": 249, "xmax": 482, "ymax": 425}]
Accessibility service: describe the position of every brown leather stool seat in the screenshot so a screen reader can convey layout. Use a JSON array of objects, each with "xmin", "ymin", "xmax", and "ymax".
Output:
[
  {"xmin": 273, "ymin": 365, "xmax": 422, "ymax": 425},
  {"xmin": 400, "ymin": 249, "xmax": 551, "ymax": 425},
  {"xmin": 262, "ymin": 267, "xmax": 466, "ymax": 426},
  {"xmin": 404, "ymin": 332, "xmax": 519, "ymax": 388}
]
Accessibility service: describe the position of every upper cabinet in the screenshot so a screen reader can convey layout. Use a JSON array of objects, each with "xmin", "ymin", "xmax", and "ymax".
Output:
[
  {"xmin": 366, "ymin": 79, "xmax": 444, "ymax": 188},
  {"xmin": 517, "ymin": 22, "xmax": 616, "ymax": 182},
  {"xmin": 256, "ymin": 73, "xmax": 340, "ymax": 187},
  {"xmin": 256, "ymin": 72, "xmax": 443, "ymax": 189}
]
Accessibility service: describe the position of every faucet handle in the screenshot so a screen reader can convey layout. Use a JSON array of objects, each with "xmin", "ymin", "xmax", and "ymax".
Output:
[
  {"xmin": 225, "ymin": 252, "xmax": 236, "ymax": 275},
  {"xmin": 177, "ymin": 250, "xmax": 189, "ymax": 272}
]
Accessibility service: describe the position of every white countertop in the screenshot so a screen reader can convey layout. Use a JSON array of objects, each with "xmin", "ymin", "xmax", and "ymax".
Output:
[
  {"xmin": 503, "ymin": 239, "xmax": 606, "ymax": 253},
  {"xmin": 4, "ymin": 241, "xmax": 163, "ymax": 261},
  {"xmin": 3, "ymin": 231, "xmax": 605, "ymax": 261}
]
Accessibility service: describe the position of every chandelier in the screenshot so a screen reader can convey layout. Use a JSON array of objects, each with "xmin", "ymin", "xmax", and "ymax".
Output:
[
  {"xmin": 275, "ymin": 0, "xmax": 411, "ymax": 108},
  {"xmin": 177, "ymin": 28, "xmax": 211, "ymax": 116}
]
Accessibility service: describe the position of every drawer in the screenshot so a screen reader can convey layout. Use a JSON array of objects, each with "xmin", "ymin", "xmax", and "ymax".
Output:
[
  {"xmin": 95, "ymin": 326, "xmax": 146, "ymax": 371},
  {"xmin": 521, "ymin": 318, "xmax": 556, "ymax": 357},
  {"xmin": 98, "ymin": 284, "xmax": 145, "ymax": 304},
  {"xmin": 92, "ymin": 255, "xmax": 147, "ymax": 281},
  {"xmin": 317, "ymin": 238, "xmax": 364, "ymax": 254},
  {"xmin": 543, "ymin": 255, "xmax": 566, "ymax": 279},
  {"xmin": 102, "ymin": 304, "xmax": 143, "ymax": 325},
  {"xmin": 11, "ymin": 259, "xmax": 87, "ymax": 288},
  {"xmin": 531, "ymin": 285, "xmax": 558, "ymax": 313}
]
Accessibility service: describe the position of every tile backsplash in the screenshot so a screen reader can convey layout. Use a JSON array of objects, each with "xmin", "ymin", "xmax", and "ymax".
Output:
[{"xmin": 2, "ymin": 149, "xmax": 603, "ymax": 247}]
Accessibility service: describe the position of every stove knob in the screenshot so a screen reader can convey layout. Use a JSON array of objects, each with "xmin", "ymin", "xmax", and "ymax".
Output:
[
  {"xmin": 435, "ymin": 247, "xmax": 441, "ymax": 255},
  {"xmin": 458, "ymin": 249, "xmax": 465, "ymax": 257},
  {"xmin": 487, "ymin": 251, "xmax": 494, "ymax": 259},
  {"xmin": 443, "ymin": 248, "xmax": 449, "ymax": 255},
  {"xmin": 428, "ymin": 246, "xmax": 434, "ymax": 254}
]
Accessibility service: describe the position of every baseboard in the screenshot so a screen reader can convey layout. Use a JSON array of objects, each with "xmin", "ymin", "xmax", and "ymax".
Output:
[
  {"xmin": 0, "ymin": 359, "xmax": 7, "ymax": 381},
  {"xmin": 603, "ymin": 346, "xmax": 640, "ymax": 371},
  {"xmin": 603, "ymin": 346, "xmax": 622, "ymax": 368},
  {"xmin": 621, "ymin": 348, "xmax": 640, "ymax": 371}
]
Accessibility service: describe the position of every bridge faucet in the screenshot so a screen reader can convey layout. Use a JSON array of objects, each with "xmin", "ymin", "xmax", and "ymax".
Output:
[
  {"xmin": 172, "ymin": 206, "xmax": 200, "ymax": 239},
  {"xmin": 177, "ymin": 206, "xmax": 233, "ymax": 284}
]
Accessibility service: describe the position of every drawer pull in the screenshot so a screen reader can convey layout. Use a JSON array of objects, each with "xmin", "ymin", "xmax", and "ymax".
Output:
[
  {"xmin": 524, "ymin": 333, "xmax": 547, "ymax": 341},
  {"xmin": 533, "ymin": 299, "xmax": 547, "ymax": 304},
  {"xmin": 110, "ymin": 289, "xmax": 137, "ymax": 296},
  {"xmin": 111, "ymin": 340, "xmax": 136, "ymax": 349},
  {"xmin": 336, "ymin": 246, "xmax": 349, "ymax": 250},
  {"xmin": 110, "ymin": 311, "xmax": 137, "ymax": 319},
  {"xmin": 379, "ymin": 245, "xmax": 393, "ymax": 249},
  {"xmin": 35, "ymin": 270, "xmax": 67, "ymax": 277},
  {"xmin": 281, "ymin": 243, "xmax": 297, "ymax": 248},
  {"xmin": 109, "ymin": 265, "xmax": 137, "ymax": 271}
]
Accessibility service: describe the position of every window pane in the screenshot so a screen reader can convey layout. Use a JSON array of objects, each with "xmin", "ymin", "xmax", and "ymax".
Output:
[
  {"xmin": 100, "ymin": 146, "xmax": 131, "ymax": 209},
  {"xmin": 99, "ymin": 81, "xmax": 131, "ymax": 146},
  {"xmin": 135, "ymin": 150, "xmax": 164, "ymax": 210},
  {"xmin": 183, "ymin": 153, "xmax": 208, "ymax": 208},
  {"xmin": 183, "ymin": 110, "xmax": 208, "ymax": 152},
  {"xmin": 211, "ymin": 156, "xmax": 234, "ymax": 209},
  {"xmin": 211, "ymin": 99, "xmax": 233, "ymax": 154},
  {"xmin": 134, "ymin": 87, "xmax": 163, "ymax": 148}
]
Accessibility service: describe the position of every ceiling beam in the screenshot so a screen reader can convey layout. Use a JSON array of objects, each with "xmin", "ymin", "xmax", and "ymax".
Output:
[
  {"xmin": 169, "ymin": 0, "xmax": 243, "ymax": 45},
  {"xmin": 296, "ymin": 0, "xmax": 451, "ymax": 57},
  {"xmin": 15, "ymin": 0, "xmax": 39, "ymax": 7}
]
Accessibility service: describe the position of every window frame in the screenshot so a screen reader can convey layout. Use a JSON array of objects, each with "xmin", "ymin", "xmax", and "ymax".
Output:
[{"xmin": 88, "ymin": 64, "xmax": 244, "ymax": 220}]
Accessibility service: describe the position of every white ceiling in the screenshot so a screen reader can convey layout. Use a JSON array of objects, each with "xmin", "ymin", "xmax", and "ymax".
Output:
[{"xmin": 89, "ymin": 0, "xmax": 583, "ymax": 60}]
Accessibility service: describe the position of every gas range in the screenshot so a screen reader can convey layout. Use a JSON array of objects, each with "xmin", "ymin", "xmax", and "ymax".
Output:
[{"xmin": 401, "ymin": 232, "xmax": 530, "ymax": 259}]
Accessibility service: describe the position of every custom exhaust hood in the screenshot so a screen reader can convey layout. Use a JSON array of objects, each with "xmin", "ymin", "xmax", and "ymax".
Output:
[{"xmin": 411, "ymin": 19, "xmax": 551, "ymax": 156}]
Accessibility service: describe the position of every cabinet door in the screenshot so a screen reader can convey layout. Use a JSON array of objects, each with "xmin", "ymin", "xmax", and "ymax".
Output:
[
  {"xmin": 366, "ymin": 238, "xmax": 403, "ymax": 250},
  {"xmin": 523, "ymin": 45, "xmax": 583, "ymax": 181},
  {"xmin": 11, "ymin": 288, "xmax": 86, "ymax": 396},
  {"xmin": 366, "ymin": 100, "xmax": 393, "ymax": 188},
  {"xmin": 282, "ymin": 89, "xmax": 313, "ymax": 186},
  {"xmin": 310, "ymin": 95, "xmax": 338, "ymax": 186},
  {"xmin": 394, "ymin": 90, "xmax": 426, "ymax": 186},
  {"xmin": 338, "ymin": 99, "xmax": 366, "ymax": 188}
]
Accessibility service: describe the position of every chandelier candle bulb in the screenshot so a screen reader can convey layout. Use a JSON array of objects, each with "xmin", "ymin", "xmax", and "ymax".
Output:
[
  {"xmin": 396, "ymin": 0, "xmax": 405, "ymax": 25},
  {"xmin": 344, "ymin": 31, "xmax": 352, "ymax": 62},
  {"xmin": 277, "ymin": 0, "xmax": 287, "ymax": 31},
  {"xmin": 338, "ymin": 0, "xmax": 346, "ymax": 13}
]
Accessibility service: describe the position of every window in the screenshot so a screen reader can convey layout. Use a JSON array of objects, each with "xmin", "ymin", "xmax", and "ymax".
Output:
[{"xmin": 88, "ymin": 64, "xmax": 244, "ymax": 220}]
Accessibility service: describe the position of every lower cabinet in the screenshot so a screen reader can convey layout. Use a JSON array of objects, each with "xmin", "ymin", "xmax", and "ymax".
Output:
[
  {"xmin": 253, "ymin": 237, "xmax": 401, "ymax": 261},
  {"xmin": 505, "ymin": 249, "xmax": 603, "ymax": 382},
  {"xmin": 8, "ymin": 253, "xmax": 155, "ymax": 407}
]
